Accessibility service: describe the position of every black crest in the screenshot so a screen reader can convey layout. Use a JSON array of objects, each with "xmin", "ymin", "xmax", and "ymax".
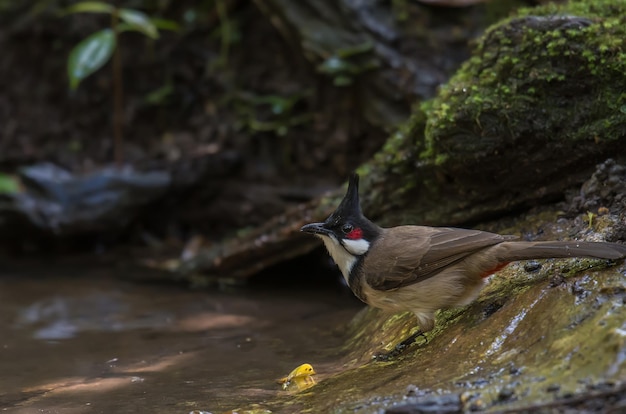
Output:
[{"xmin": 325, "ymin": 173, "xmax": 363, "ymax": 225}]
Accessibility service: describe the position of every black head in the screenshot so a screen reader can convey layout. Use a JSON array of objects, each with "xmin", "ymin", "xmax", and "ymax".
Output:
[{"xmin": 301, "ymin": 174, "xmax": 381, "ymax": 256}]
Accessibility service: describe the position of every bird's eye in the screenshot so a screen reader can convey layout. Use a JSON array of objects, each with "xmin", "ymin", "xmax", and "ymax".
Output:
[{"xmin": 341, "ymin": 224, "xmax": 353, "ymax": 234}]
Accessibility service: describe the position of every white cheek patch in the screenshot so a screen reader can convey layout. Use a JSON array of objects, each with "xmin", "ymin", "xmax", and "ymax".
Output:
[
  {"xmin": 342, "ymin": 238, "xmax": 370, "ymax": 256},
  {"xmin": 317, "ymin": 234, "xmax": 357, "ymax": 281}
]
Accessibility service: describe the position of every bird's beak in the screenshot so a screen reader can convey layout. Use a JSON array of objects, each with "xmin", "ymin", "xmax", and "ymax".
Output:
[{"xmin": 300, "ymin": 222, "xmax": 331, "ymax": 236}]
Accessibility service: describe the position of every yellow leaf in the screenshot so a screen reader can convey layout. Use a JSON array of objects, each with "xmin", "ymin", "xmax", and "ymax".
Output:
[{"xmin": 277, "ymin": 363, "xmax": 317, "ymax": 391}]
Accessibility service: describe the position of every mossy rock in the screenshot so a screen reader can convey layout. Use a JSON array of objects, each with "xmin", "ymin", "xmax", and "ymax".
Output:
[{"xmin": 360, "ymin": 0, "xmax": 626, "ymax": 227}]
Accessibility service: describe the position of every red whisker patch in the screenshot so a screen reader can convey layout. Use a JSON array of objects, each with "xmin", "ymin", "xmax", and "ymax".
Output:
[
  {"xmin": 480, "ymin": 262, "xmax": 510, "ymax": 278},
  {"xmin": 346, "ymin": 228, "xmax": 363, "ymax": 240}
]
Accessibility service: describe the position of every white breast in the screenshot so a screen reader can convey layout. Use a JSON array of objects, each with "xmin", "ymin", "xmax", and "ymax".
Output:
[{"xmin": 318, "ymin": 234, "xmax": 357, "ymax": 283}]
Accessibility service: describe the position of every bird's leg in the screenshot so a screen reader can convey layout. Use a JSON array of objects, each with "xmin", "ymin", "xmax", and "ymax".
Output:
[{"xmin": 373, "ymin": 330, "xmax": 427, "ymax": 361}]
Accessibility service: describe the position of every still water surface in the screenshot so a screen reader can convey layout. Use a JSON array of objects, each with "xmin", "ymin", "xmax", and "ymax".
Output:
[{"xmin": 0, "ymin": 264, "xmax": 361, "ymax": 413}]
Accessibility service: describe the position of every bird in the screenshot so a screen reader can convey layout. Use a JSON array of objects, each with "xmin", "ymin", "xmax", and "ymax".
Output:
[{"xmin": 301, "ymin": 173, "xmax": 626, "ymax": 358}]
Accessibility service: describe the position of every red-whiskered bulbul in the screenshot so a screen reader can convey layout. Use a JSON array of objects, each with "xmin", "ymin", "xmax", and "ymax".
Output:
[{"xmin": 301, "ymin": 174, "xmax": 626, "ymax": 357}]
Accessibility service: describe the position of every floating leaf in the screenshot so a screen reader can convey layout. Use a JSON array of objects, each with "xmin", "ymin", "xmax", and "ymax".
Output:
[
  {"xmin": 287, "ymin": 375, "xmax": 316, "ymax": 391},
  {"xmin": 119, "ymin": 8, "xmax": 158, "ymax": 39},
  {"xmin": 67, "ymin": 28, "xmax": 116, "ymax": 90},
  {"xmin": 64, "ymin": 1, "xmax": 114, "ymax": 15},
  {"xmin": 277, "ymin": 363, "xmax": 317, "ymax": 391}
]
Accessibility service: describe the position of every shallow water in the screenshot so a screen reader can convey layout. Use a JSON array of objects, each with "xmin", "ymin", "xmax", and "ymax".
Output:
[{"xmin": 0, "ymin": 264, "xmax": 361, "ymax": 413}]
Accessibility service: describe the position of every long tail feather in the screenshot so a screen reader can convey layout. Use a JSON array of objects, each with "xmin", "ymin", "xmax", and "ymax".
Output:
[{"xmin": 497, "ymin": 241, "xmax": 626, "ymax": 261}]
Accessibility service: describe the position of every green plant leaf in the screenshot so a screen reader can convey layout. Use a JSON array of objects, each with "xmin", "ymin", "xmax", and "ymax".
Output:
[
  {"xmin": 64, "ymin": 1, "xmax": 114, "ymax": 15},
  {"xmin": 144, "ymin": 82, "xmax": 174, "ymax": 105},
  {"xmin": 150, "ymin": 18, "xmax": 181, "ymax": 32},
  {"xmin": 119, "ymin": 8, "xmax": 159, "ymax": 39},
  {"xmin": 0, "ymin": 173, "xmax": 19, "ymax": 194},
  {"xmin": 67, "ymin": 28, "xmax": 116, "ymax": 90}
]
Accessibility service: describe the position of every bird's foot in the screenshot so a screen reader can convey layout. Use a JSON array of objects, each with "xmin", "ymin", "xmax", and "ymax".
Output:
[{"xmin": 373, "ymin": 330, "xmax": 427, "ymax": 361}]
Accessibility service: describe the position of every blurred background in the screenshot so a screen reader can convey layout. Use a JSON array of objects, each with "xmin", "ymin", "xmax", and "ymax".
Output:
[{"xmin": 0, "ymin": 0, "xmax": 551, "ymax": 261}]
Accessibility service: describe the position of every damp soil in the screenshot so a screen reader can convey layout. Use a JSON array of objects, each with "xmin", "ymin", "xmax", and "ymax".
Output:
[{"xmin": 0, "ymin": 263, "xmax": 362, "ymax": 413}]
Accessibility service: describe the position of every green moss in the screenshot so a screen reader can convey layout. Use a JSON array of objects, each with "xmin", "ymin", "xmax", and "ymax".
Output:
[
  {"xmin": 373, "ymin": 107, "xmax": 427, "ymax": 170},
  {"xmin": 484, "ymin": 0, "xmax": 529, "ymax": 25},
  {"xmin": 422, "ymin": 0, "xmax": 626, "ymax": 163}
]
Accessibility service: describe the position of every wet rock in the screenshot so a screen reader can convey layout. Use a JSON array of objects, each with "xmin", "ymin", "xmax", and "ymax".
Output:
[
  {"xmin": 524, "ymin": 261, "xmax": 542, "ymax": 273},
  {"xmin": 0, "ymin": 163, "xmax": 170, "ymax": 241},
  {"xmin": 497, "ymin": 388, "xmax": 515, "ymax": 402},
  {"xmin": 482, "ymin": 300, "xmax": 504, "ymax": 318},
  {"xmin": 385, "ymin": 394, "xmax": 462, "ymax": 414},
  {"xmin": 569, "ymin": 159, "xmax": 626, "ymax": 214},
  {"xmin": 548, "ymin": 274, "xmax": 566, "ymax": 288}
]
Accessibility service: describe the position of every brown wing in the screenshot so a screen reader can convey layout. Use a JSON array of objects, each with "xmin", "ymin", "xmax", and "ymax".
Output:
[{"xmin": 363, "ymin": 226, "xmax": 516, "ymax": 291}]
